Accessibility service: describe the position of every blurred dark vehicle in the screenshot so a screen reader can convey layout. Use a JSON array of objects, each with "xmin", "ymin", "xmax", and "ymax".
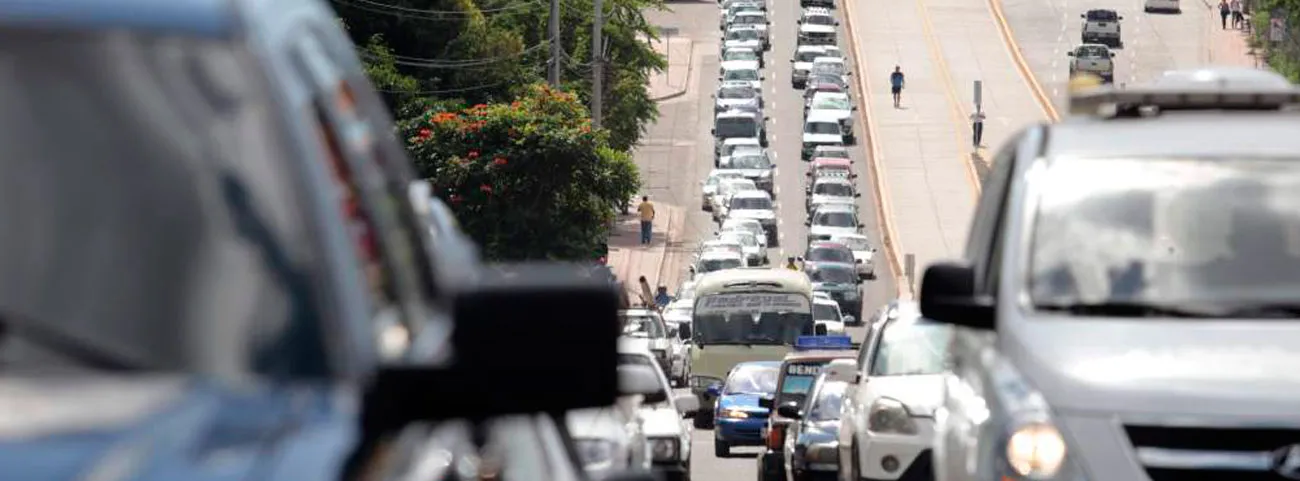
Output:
[{"xmin": 0, "ymin": 0, "xmax": 624, "ymax": 480}]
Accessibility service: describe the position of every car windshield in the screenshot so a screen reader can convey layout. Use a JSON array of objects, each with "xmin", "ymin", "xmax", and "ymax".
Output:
[
  {"xmin": 731, "ymin": 196, "xmax": 773, "ymax": 210},
  {"xmin": 776, "ymin": 361, "xmax": 824, "ymax": 407},
  {"xmin": 0, "ymin": 29, "xmax": 327, "ymax": 375},
  {"xmin": 725, "ymin": 49, "xmax": 760, "ymax": 61},
  {"xmin": 796, "ymin": 51, "xmax": 823, "ymax": 62},
  {"xmin": 816, "ymin": 148, "xmax": 850, "ymax": 159},
  {"xmin": 808, "ymin": 266, "xmax": 856, "ymax": 284},
  {"xmin": 1086, "ymin": 10, "xmax": 1118, "ymax": 20},
  {"xmin": 814, "ymin": 182, "xmax": 853, "ymax": 197},
  {"xmin": 805, "ymin": 121, "xmax": 841, "ymax": 135},
  {"xmin": 810, "ymin": 75, "xmax": 842, "ymax": 85},
  {"xmin": 721, "ymin": 233, "xmax": 757, "ymax": 247},
  {"xmin": 808, "ymin": 247, "xmax": 854, "ymax": 263},
  {"xmin": 728, "ymin": 154, "xmax": 772, "ymax": 169},
  {"xmin": 699, "ymin": 257, "xmax": 744, "ymax": 273},
  {"xmin": 716, "ymin": 117, "xmax": 758, "ymax": 138},
  {"xmin": 812, "ymin": 63, "xmax": 844, "ymax": 76},
  {"xmin": 813, "ymin": 303, "xmax": 839, "ymax": 321},
  {"xmin": 812, "ymin": 96, "xmax": 852, "ymax": 110},
  {"xmin": 693, "ymin": 293, "xmax": 814, "ymax": 345},
  {"xmin": 834, "ymin": 236, "xmax": 872, "ymax": 251},
  {"xmin": 1076, "ymin": 46, "xmax": 1109, "ymax": 58},
  {"xmin": 721, "ymin": 181, "xmax": 758, "ymax": 195},
  {"xmin": 869, "ymin": 320, "xmax": 952, "ymax": 376},
  {"xmin": 804, "ymin": 15, "xmax": 835, "ymax": 25},
  {"xmin": 814, "ymin": 211, "xmax": 856, "ymax": 227},
  {"xmin": 725, "ymin": 68, "xmax": 760, "ymax": 81},
  {"xmin": 807, "ymin": 382, "xmax": 847, "ymax": 421},
  {"xmin": 735, "ymin": 15, "xmax": 765, "ymax": 25},
  {"xmin": 720, "ymin": 86, "xmax": 757, "ymax": 99},
  {"xmin": 708, "ymin": 173, "xmax": 745, "ymax": 187},
  {"xmin": 724, "ymin": 364, "xmax": 779, "ymax": 394},
  {"xmin": 1029, "ymin": 157, "xmax": 1300, "ymax": 311},
  {"xmin": 727, "ymin": 29, "xmax": 760, "ymax": 41},
  {"xmin": 622, "ymin": 314, "xmax": 666, "ymax": 338}
]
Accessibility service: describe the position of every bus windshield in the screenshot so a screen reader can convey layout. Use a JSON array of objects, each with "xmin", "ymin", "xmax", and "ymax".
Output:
[{"xmin": 693, "ymin": 293, "xmax": 814, "ymax": 346}]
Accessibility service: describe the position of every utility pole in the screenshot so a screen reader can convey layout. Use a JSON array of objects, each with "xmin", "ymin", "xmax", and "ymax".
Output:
[
  {"xmin": 591, "ymin": 0, "xmax": 604, "ymax": 128},
  {"xmin": 548, "ymin": 0, "xmax": 561, "ymax": 86}
]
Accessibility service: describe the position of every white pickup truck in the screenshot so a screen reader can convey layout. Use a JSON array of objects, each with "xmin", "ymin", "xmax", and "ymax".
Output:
[
  {"xmin": 1080, "ymin": 9, "xmax": 1122, "ymax": 47},
  {"xmin": 1067, "ymin": 44, "xmax": 1115, "ymax": 83}
]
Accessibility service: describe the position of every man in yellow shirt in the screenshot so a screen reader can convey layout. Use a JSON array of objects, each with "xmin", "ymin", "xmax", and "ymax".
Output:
[{"xmin": 637, "ymin": 196, "xmax": 655, "ymax": 245}]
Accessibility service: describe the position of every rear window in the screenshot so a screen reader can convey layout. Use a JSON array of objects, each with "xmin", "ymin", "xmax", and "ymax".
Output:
[
  {"xmin": 0, "ymin": 28, "xmax": 319, "ymax": 376},
  {"xmin": 1086, "ymin": 10, "xmax": 1118, "ymax": 20}
]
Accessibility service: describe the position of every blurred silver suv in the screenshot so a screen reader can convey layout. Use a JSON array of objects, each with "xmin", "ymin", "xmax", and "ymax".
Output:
[{"xmin": 918, "ymin": 68, "xmax": 1300, "ymax": 481}]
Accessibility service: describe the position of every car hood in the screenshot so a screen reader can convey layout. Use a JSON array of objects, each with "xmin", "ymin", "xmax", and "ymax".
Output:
[
  {"xmin": 809, "ymin": 226, "xmax": 857, "ymax": 238},
  {"xmin": 639, "ymin": 407, "xmax": 684, "ymax": 438},
  {"xmin": 799, "ymin": 25, "xmax": 835, "ymax": 34},
  {"xmin": 851, "ymin": 250, "xmax": 874, "ymax": 263},
  {"xmin": 721, "ymin": 60, "xmax": 761, "ymax": 71},
  {"xmin": 1008, "ymin": 317, "xmax": 1300, "ymax": 417},
  {"xmin": 865, "ymin": 374, "xmax": 945, "ymax": 417},
  {"xmin": 810, "ymin": 108, "xmax": 851, "ymax": 120},
  {"xmin": 0, "ymin": 376, "xmax": 353, "ymax": 481},
  {"xmin": 567, "ymin": 407, "xmax": 627, "ymax": 440},
  {"xmin": 729, "ymin": 209, "xmax": 776, "ymax": 220},
  {"xmin": 793, "ymin": 62, "xmax": 814, "ymax": 72},
  {"xmin": 810, "ymin": 194, "xmax": 854, "ymax": 205},
  {"xmin": 802, "ymin": 134, "xmax": 842, "ymax": 144}
]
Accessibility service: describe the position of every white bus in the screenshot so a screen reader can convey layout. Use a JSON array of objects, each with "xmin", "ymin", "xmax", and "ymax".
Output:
[{"xmin": 683, "ymin": 268, "xmax": 819, "ymax": 428}]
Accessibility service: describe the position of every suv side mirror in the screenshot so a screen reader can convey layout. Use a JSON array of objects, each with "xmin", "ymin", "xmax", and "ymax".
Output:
[
  {"xmin": 678, "ymin": 324, "xmax": 692, "ymax": 340},
  {"xmin": 777, "ymin": 401, "xmax": 802, "ymax": 419},
  {"xmin": 359, "ymin": 263, "xmax": 620, "ymax": 439},
  {"xmin": 674, "ymin": 393, "xmax": 701, "ymax": 416},
  {"xmin": 621, "ymin": 364, "xmax": 668, "ymax": 404},
  {"xmin": 854, "ymin": 193, "xmax": 862, "ymax": 197},
  {"xmin": 1080, "ymin": 13, "xmax": 1085, "ymax": 18},
  {"xmin": 1066, "ymin": 52, "xmax": 1075, "ymax": 57},
  {"xmin": 758, "ymin": 396, "xmax": 775, "ymax": 409},
  {"xmin": 919, "ymin": 262, "xmax": 995, "ymax": 329},
  {"xmin": 706, "ymin": 383, "xmax": 723, "ymax": 397}
]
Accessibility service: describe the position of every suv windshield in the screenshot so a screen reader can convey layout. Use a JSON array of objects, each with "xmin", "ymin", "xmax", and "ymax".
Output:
[
  {"xmin": 716, "ymin": 117, "xmax": 758, "ymax": 138},
  {"xmin": 700, "ymin": 257, "xmax": 743, "ymax": 273},
  {"xmin": 805, "ymin": 121, "xmax": 841, "ymax": 135},
  {"xmin": 812, "ymin": 96, "xmax": 851, "ymax": 110},
  {"xmin": 724, "ymin": 68, "xmax": 760, "ymax": 81},
  {"xmin": 1076, "ymin": 46, "xmax": 1109, "ymax": 58},
  {"xmin": 808, "ymin": 247, "xmax": 854, "ymax": 263},
  {"xmin": 814, "ymin": 302, "xmax": 839, "ymax": 321},
  {"xmin": 796, "ymin": 51, "xmax": 823, "ymax": 62},
  {"xmin": 808, "ymin": 266, "xmax": 856, "ymax": 284},
  {"xmin": 622, "ymin": 314, "xmax": 666, "ymax": 338},
  {"xmin": 725, "ymin": 364, "xmax": 778, "ymax": 394},
  {"xmin": 0, "ymin": 29, "xmax": 324, "ymax": 375},
  {"xmin": 869, "ymin": 320, "xmax": 952, "ymax": 376},
  {"xmin": 814, "ymin": 182, "xmax": 853, "ymax": 197},
  {"xmin": 725, "ymin": 49, "xmax": 760, "ymax": 61},
  {"xmin": 1029, "ymin": 157, "xmax": 1300, "ymax": 310},
  {"xmin": 727, "ymin": 29, "xmax": 760, "ymax": 41},
  {"xmin": 731, "ymin": 196, "xmax": 773, "ymax": 210},
  {"xmin": 727, "ymin": 154, "xmax": 772, "ymax": 169},
  {"xmin": 814, "ymin": 211, "xmax": 856, "ymax": 227},
  {"xmin": 804, "ymin": 15, "xmax": 835, "ymax": 25},
  {"xmin": 734, "ymin": 15, "xmax": 765, "ymax": 25}
]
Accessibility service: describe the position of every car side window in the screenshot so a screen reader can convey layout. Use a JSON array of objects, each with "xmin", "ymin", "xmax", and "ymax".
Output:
[{"xmin": 964, "ymin": 130, "xmax": 1021, "ymax": 295}]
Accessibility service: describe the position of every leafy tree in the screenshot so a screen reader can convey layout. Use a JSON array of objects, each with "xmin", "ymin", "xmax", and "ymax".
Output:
[{"xmin": 401, "ymin": 84, "xmax": 640, "ymax": 260}]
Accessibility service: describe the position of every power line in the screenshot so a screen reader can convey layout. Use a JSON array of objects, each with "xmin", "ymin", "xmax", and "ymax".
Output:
[
  {"xmin": 332, "ymin": 0, "xmax": 541, "ymax": 19},
  {"xmin": 376, "ymin": 66, "xmax": 545, "ymax": 95},
  {"xmin": 359, "ymin": 41, "xmax": 550, "ymax": 69}
]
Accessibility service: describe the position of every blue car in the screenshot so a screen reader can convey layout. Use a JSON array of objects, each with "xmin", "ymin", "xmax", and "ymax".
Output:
[{"xmin": 712, "ymin": 361, "xmax": 782, "ymax": 457}]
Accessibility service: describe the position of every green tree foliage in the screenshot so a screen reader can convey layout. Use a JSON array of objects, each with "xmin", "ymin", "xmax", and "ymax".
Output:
[
  {"xmin": 334, "ymin": 0, "xmax": 665, "ymax": 149},
  {"xmin": 401, "ymin": 84, "xmax": 640, "ymax": 260},
  {"xmin": 1250, "ymin": 0, "xmax": 1300, "ymax": 81}
]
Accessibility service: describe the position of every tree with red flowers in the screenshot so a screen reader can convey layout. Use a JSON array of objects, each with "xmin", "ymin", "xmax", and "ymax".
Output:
[{"xmin": 402, "ymin": 84, "xmax": 640, "ymax": 261}]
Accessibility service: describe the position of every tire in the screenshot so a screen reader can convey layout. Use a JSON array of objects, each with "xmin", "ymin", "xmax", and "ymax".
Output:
[
  {"xmin": 850, "ymin": 439, "xmax": 862, "ymax": 481},
  {"xmin": 715, "ymin": 439, "xmax": 731, "ymax": 458}
]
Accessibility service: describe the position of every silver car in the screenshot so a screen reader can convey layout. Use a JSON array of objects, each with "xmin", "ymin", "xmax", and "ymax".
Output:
[
  {"xmin": 715, "ymin": 81, "xmax": 763, "ymax": 113},
  {"xmin": 920, "ymin": 69, "xmax": 1300, "ymax": 481}
]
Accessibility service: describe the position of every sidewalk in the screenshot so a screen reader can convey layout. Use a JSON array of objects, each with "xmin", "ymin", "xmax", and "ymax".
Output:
[
  {"xmin": 606, "ymin": 202, "xmax": 687, "ymax": 302},
  {"xmin": 1208, "ymin": 19, "xmax": 1264, "ymax": 67},
  {"xmin": 647, "ymin": 37, "xmax": 695, "ymax": 101}
]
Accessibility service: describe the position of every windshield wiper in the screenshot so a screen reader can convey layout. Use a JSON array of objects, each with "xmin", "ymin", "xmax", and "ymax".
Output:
[
  {"xmin": 1034, "ymin": 301, "xmax": 1216, "ymax": 318},
  {"xmin": 0, "ymin": 316, "xmax": 147, "ymax": 371}
]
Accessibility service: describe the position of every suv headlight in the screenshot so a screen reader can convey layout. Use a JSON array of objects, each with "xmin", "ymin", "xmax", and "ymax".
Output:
[
  {"xmin": 575, "ymin": 438, "xmax": 616, "ymax": 471},
  {"xmin": 866, "ymin": 398, "xmax": 917, "ymax": 434},
  {"xmin": 649, "ymin": 437, "xmax": 680, "ymax": 462},
  {"xmin": 1006, "ymin": 423, "xmax": 1067, "ymax": 479}
]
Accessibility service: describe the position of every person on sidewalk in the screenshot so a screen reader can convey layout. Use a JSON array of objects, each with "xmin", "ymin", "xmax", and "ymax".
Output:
[
  {"xmin": 1230, "ymin": 0, "xmax": 1244, "ymax": 29},
  {"xmin": 890, "ymin": 66, "xmax": 906, "ymax": 108},
  {"xmin": 654, "ymin": 286, "xmax": 673, "ymax": 308},
  {"xmin": 1218, "ymin": 0, "xmax": 1230, "ymax": 29},
  {"xmin": 970, "ymin": 109, "xmax": 987, "ymax": 147},
  {"xmin": 636, "ymin": 195, "xmax": 655, "ymax": 245}
]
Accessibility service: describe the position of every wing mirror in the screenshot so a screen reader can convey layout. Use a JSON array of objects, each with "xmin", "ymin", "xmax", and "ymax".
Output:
[
  {"xmin": 824, "ymin": 359, "xmax": 860, "ymax": 384},
  {"xmin": 1110, "ymin": 52, "xmax": 1116, "ymax": 57},
  {"xmin": 804, "ymin": 219, "xmax": 812, "ymax": 226},
  {"xmin": 677, "ymin": 323, "xmax": 692, "ymax": 340},
  {"xmin": 621, "ymin": 364, "xmax": 668, "ymax": 404},
  {"xmin": 758, "ymin": 396, "xmax": 775, "ymax": 409},
  {"xmin": 1067, "ymin": 52, "xmax": 1075, "ymax": 57},
  {"xmin": 777, "ymin": 401, "xmax": 802, "ymax": 419},
  {"xmin": 356, "ymin": 263, "xmax": 620, "ymax": 452},
  {"xmin": 674, "ymin": 393, "xmax": 701, "ymax": 417},
  {"xmin": 857, "ymin": 223, "xmax": 865, "ymax": 228},
  {"xmin": 706, "ymin": 383, "xmax": 723, "ymax": 397},
  {"xmin": 843, "ymin": 315, "xmax": 856, "ymax": 325},
  {"xmin": 919, "ymin": 261, "xmax": 995, "ymax": 329},
  {"xmin": 1079, "ymin": 13, "xmax": 1085, "ymax": 17},
  {"xmin": 789, "ymin": 58, "xmax": 796, "ymax": 62},
  {"xmin": 854, "ymin": 193, "xmax": 862, "ymax": 198}
]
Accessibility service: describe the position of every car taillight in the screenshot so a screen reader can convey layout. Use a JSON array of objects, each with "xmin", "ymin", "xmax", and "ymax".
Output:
[{"xmin": 766, "ymin": 424, "xmax": 784, "ymax": 450}]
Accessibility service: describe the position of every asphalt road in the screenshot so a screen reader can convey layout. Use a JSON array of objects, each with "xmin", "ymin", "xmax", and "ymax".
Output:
[
  {"xmin": 1002, "ymin": 0, "xmax": 1216, "ymax": 111},
  {"xmin": 643, "ymin": 0, "xmax": 897, "ymax": 479}
]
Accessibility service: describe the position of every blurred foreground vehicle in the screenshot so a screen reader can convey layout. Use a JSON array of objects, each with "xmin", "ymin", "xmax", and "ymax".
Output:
[
  {"xmin": 0, "ymin": 1, "xmax": 627, "ymax": 480},
  {"xmin": 921, "ymin": 68, "xmax": 1300, "ymax": 481}
]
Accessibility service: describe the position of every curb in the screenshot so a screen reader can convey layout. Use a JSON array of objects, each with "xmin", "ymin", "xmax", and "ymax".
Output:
[
  {"xmin": 987, "ymin": 0, "xmax": 1061, "ymax": 121},
  {"xmin": 840, "ymin": 0, "xmax": 911, "ymax": 298},
  {"xmin": 649, "ymin": 40, "xmax": 695, "ymax": 102},
  {"xmin": 653, "ymin": 207, "xmax": 681, "ymax": 287}
]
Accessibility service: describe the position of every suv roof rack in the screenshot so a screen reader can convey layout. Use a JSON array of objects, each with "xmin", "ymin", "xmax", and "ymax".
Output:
[{"xmin": 1069, "ymin": 68, "xmax": 1300, "ymax": 117}]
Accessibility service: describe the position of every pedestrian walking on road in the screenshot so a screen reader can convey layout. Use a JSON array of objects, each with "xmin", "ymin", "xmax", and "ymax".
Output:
[
  {"xmin": 1230, "ymin": 0, "xmax": 1244, "ymax": 28},
  {"xmin": 890, "ymin": 66, "xmax": 906, "ymax": 108},
  {"xmin": 1218, "ymin": 0, "xmax": 1230, "ymax": 29},
  {"xmin": 637, "ymin": 195, "xmax": 655, "ymax": 245},
  {"xmin": 970, "ymin": 109, "xmax": 987, "ymax": 147}
]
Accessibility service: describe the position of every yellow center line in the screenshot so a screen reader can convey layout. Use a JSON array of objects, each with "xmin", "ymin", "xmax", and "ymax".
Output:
[
  {"xmin": 986, "ymin": 0, "xmax": 1062, "ymax": 121},
  {"xmin": 913, "ymin": 0, "xmax": 984, "ymax": 195}
]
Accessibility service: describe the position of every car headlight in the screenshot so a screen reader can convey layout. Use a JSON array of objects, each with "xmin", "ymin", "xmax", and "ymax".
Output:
[
  {"xmin": 720, "ymin": 408, "xmax": 751, "ymax": 419},
  {"xmin": 649, "ymin": 437, "xmax": 680, "ymax": 462},
  {"xmin": 1006, "ymin": 423, "xmax": 1067, "ymax": 479},
  {"xmin": 575, "ymin": 438, "xmax": 616, "ymax": 471},
  {"xmin": 867, "ymin": 398, "xmax": 917, "ymax": 434}
]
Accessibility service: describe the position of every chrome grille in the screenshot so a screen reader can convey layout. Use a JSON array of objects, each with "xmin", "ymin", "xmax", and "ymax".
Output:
[{"xmin": 1125, "ymin": 425, "xmax": 1300, "ymax": 481}]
